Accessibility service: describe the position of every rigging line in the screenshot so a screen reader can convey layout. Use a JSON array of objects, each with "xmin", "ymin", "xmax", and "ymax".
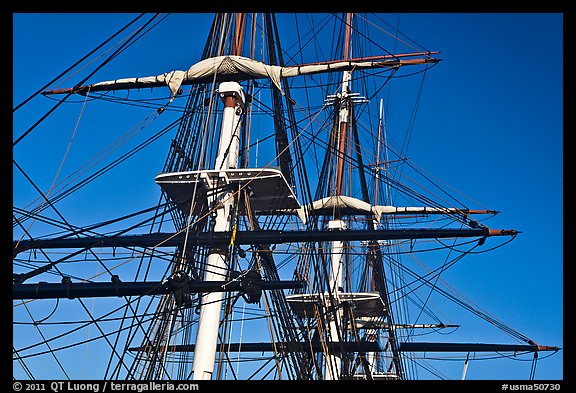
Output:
[
  {"xmin": 380, "ymin": 247, "xmax": 464, "ymax": 326},
  {"xmin": 13, "ymin": 260, "xmax": 90, "ymax": 279},
  {"xmin": 348, "ymin": 70, "xmax": 412, "ymax": 159},
  {"xmin": 176, "ymin": 309, "xmax": 194, "ymax": 379},
  {"xmin": 131, "ymin": 294, "xmax": 182, "ymax": 379},
  {"xmin": 355, "ymin": 69, "xmax": 438, "ymax": 207},
  {"xmin": 73, "ymin": 94, "xmax": 189, "ymax": 113},
  {"xmin": 246, "ymin": 357, "xmax": 277, "ymax": 380},
  {"xmin": 359, "ymin": 13, "xmax": 427, "ymax": 54},
  {"xmin": 15, "ymin": 312, "xmax": 157, "ymax": 362},
  {"xmin": 235, "ymin": 301, "xmax": 247, "ymax": 376},
  {"xmin": 298, "ymin": 110, "xmax": 470, "ymax": 226},
  {"xmin": 277, "ymin": 13, "xmax": 334, "ymax": 66},
  {"xmin": 14, "ymin": 293, "xmax": 155, "ymax": 354},
  {"xmin": 82, "ymin": 90, "xmax": 193, "ymax": 104},
  {"xmin": 17, "ymin": 114, "xmax": 178, "ymax": 227},
  {"xmin": 248, "ymin": 222, "xmax": 307, "ymax": 377},
  {"xmin": 391, "ymin": 249, "xmax": 456, "ymax": 326},
  {"xmin": 376, "ymin": 62, "xmax": 439, "ymax": 82},
  {"xmin": 380, "ymin": 16, "xmax": 401, "ymax": 198},
  {"xmin": 32, "ymin": 298, "xmax": 60, "ymax": 326},
  {"xmin": 293, "ymin": 15, "xmax": 325, "ymax": 209},
  {"xmin": 13, "ymin": 347, "xmax": 36, "ymax": 379},
  {"xmin": 42, "ymin": 268, "xmax": 157, "ymax": 379},
  {"xmin": 161, "ymin": 87, "xmax": 203, "ymax": 178},
  {"xmin": 376, "ymin": 161, "xmax": 474, "ymax": 223},
  {"xmin": 405, "ymin": 236, "xmax": 459, "ymax": 341},
  {"xmin": 13, "ymin": 194, "xmax": 179, "ymax": 285},
  {"xmin": 13, "ymin": 207, "xmax": 88, "ymax": 236},
  {"xmin": 17, "ymin": 87, "xmax": 91, "ymax": 245},
  {"xmin": 424, "ymin": 241, "xmax": 527, "ymax": 343},
  {"xmin": 159, "ymin": 299, "xmax": 177, "ymax": 379},
  {"xmin": 27, "ymin": 106, "xmax": 160, "ymax": 212},
  {"xmin": 20, "ymin": 300, "xmax": 71, "ymax": 379},
  {"xmin": 83, "ymin": 265, "xmax": 100, "ymax": 378},
  {"xmin": 103, "ymin": 251, "xmax": 171, "ymax": 378},
  {"xmin": 390, "ymin": 244, "xmax": 472, "ymax": 302},
  {"xmin": 406, "ymin": 158, "xmax": 493, "ymax": 211},
  {"xmin": 408, "ymin": 355, "xmax": 451, "ymax": 380},
  {"xmin": 218, "ymin": 334, "xmax": 240, "ymax": 381},
  {"xmin": 436, "ymin": 235, "xmax": 517, "ymax": 255},
  {"xmin": 42, "ymin": 14, "xmax": 170, "ymax": 95},
  {"xmin": 251, "ymin": 275, "xmax": 284, "ymax": 378},
  {"xmin": 241, "ymin": 81, "xmax": 254, "ymax": 168},
  {"xmin": 17, "ymin": 242, "xmax": 174, "ymax": 288},
  {"xmin": 418, "ymin": 352, "xmax": 537, "ymax": 362},
  {"xmin": 140, "ymin": 264, "xmax": 191, "ymax": 378},
  {"xmin": 14, "ymin": 251, "xmax": 133, "ymax": 289},
  {"xmin": 12, "ymin": 204, "xmax": 94, "ymax": 287},
  {"xmin": 391, "ymin": 246, "xmax": 462, "ymax": 326},
  {"xmin": 273, "ymin": 13, "xmax": 311, "ymax": 198},
  {"xmin": 13, "ymin": 13, "xmax": 147, "ymax": 112},
  {"xmin": 499, "ymin": 351, "xmax": 559, "ymax": 362},
  {"xmin": 404, "ymin": 256, "xmax": 534, "ymax": 344},
  {"xmin": 27, "ymin": 200, "xmax": 177, "ymax": 241},
  {"xmin": 120, "ymin": 294, "xmax": 176, "ymax": 379},
  {"xmin": 399, "ymin": 68, "xmax": 427, "ymax": 176},
  {"xmin": 330, "ymin": 13, "xmax": 398, "ymax": 60},
  {"xmin": 14, "ymin": 311, "xmax": 177, "ymax": 326},
  {"xmin": 13, "ymin": 13, "xmax": 162, "ymax": 147},
  {"xmin": 16, "ymin": 104, "xmax": 162, "ymax": 222}
]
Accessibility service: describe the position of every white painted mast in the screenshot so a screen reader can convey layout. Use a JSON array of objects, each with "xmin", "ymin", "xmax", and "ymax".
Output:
[
  {"xmin": 325, "ymin": 13, "xmax": 353, "ymax": 380},
  {"xmin": 192, "ymin": 81, "xmax": 245, "ymax": 380},
  {"xmin": 325, "ymin": 217, "xmax": 346, "ymax": 379}
]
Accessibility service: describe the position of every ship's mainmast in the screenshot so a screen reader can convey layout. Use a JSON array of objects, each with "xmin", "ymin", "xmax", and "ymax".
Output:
[
  {"xmin": 191, "ymin": 81, "xmax": 245, "ymax": 380},
  {"xmin": 191, "ymin": 14, "xmax": 247, "ymax": 380},
  {"xmin": 324, "ymin": 13, "xmax": 353, "ymax": 380}
]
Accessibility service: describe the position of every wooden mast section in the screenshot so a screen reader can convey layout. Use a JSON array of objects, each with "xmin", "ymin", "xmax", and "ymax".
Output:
[{"xmin": 335, "ymin": 12, "xmax": 353, "ymax": 196}]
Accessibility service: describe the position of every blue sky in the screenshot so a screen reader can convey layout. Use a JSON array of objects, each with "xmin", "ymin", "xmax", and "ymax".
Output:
[{"xmin": 12, "ymin": 13, "xmax": 563, "ymax": 381}]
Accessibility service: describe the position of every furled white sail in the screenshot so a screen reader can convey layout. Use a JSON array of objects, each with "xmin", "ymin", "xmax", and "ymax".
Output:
[
  {"xmin": 290, "ymin": 195, "xmax": 495, "ymax": 224},
  {"xmin": 45, "ymin": 54, "xmax": 438, "ymax": 96}
]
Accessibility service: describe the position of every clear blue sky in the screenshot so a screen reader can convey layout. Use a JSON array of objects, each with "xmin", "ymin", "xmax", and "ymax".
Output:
[{"xmin": 12, "ymin": 13, "xmax": 563, "ymax": 381}]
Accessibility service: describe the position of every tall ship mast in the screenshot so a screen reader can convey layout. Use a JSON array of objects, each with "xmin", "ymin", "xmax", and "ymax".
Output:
[{"xmin": 13, "ymin": 13, "xmax": 561, "ymax": 381}]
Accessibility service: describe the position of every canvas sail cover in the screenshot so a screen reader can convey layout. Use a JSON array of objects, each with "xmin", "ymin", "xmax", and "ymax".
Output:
[
  {"xmin": 60, "ymin": 55, "xmax": 437, "ymax": 97},
  {"xmin": 295, "ymin": 195, "xmax": 484, "ymax": 224}
]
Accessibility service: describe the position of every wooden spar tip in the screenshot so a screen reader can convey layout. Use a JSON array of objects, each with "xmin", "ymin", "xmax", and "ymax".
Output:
[
  {"xmin": 487, "ymin": 229, "xmax": 521, "ymax": 237},
  {"xmin": 536, "ymin": 345, "xmax": 561, "ymax": 352},
  {"xmin": 468, "ymin": 209, "xmax": 499, "ymax": 215},
  {"xmin": 397, "ymin": 342, "xmax": 560, "ymax": 353},
  {"xmin": 528, "ymin": 339, "xmax": 561, "ymax": 352},
  {"xmin": 43, "ymin": 86, "xmax": 88, "ymax": 96}
]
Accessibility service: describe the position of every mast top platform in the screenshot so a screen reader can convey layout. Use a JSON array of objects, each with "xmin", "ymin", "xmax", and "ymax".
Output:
[
  {"xmin": 155, "ymin": 167, "xmax": 299, "ymax": 217},
  {"xmin": 286, "ymin": 292, "xmax": 387, "ymax": 318}
]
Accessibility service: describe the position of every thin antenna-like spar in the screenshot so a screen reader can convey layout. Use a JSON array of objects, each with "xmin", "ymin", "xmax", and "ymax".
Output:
[{"xmin": 375, "ymin": 99, "xmax": 384, "ymax": 204}]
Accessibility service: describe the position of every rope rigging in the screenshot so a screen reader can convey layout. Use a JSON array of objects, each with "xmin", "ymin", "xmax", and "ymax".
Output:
[
  {"xmin": 13, "ymin": 14, "xmax": 166, "ymax": 147},
  {"xmin": 12, "ymin": 12, "xmax": 558, "ymax": 381}
]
